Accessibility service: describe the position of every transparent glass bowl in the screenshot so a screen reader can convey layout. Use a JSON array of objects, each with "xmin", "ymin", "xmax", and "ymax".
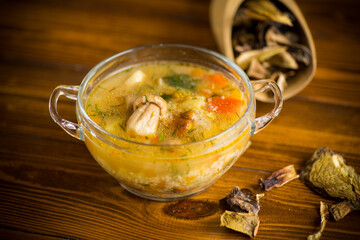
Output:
[{"xmin": 49, "ymin": 44, "xmax": 282, "ymax": 201}]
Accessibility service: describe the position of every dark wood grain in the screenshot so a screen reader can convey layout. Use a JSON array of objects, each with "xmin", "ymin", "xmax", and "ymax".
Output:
[{"xmin": 1, "ymin": 0, "xmax": 359, "ymax": 239}]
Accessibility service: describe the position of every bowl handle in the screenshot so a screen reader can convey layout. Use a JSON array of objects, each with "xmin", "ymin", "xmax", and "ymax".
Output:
[
  {"xmin": 250, "ymin": 79, "xmax": 283, "ymax": 135},
  {"xmin": 49, "ymin": 85, "xmax": 83, "ymax": 140}
]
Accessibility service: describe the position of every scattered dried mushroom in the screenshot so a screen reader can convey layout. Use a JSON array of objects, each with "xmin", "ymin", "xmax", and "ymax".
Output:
[
  {"xmin": 307, "ymin": 201, "xmax": 329, "ymax": 240},
  {"xmin": 300, "ymin": 147, "xmax": 360, "ymax": 220},
  {"xmin": 220, "ymin": 147, "xmax": 359, "ymax": 238},
  {"xmin": 232, "ymin": 0, "xmax": 312, "ymax": 92},
  {"xmin": 220, "ymin": 211, "xmax": 260, "ymax": 238},
  {"xmin": 301, "ymin": 147, "xmax": 359, "ymax": 238},
  {"xmin": 259, "ymin": 164, "xmax": 299, "ymax": 191},
  {"xmin": 220, "ymin": 165, "xmax": 298, "ymax": 238},
  {"xmin": 220, "ymin": 187, "xmax": 263, "ymax": 238},
  {"xmin": 329, "ymin": 200, "xmax": 355, "ymax": 221},
  {"xmin": 220, "ymin": 186, "xmax": 264, "ymax": 214}
]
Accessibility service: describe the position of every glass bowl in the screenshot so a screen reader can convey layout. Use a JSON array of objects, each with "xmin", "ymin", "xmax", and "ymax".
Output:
[{"xmin": 49, "ymin": 44, "xmax": 282, "ymax": 201}]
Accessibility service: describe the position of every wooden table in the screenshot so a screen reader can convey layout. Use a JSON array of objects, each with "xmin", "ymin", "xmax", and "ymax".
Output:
[{"xmin": 1, "ymin": 0, "xmax": 359, "ymax": 239}]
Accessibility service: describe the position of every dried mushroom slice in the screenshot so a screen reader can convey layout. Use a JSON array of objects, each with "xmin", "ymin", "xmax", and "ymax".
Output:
[
  {"xmin": 307, "ymin": 201, "xmax": 329, "ymax": 240},
  {"xmin": 221, "ymin": 186, "xmax": 264, "ymax": 214},
  {"xmin": 265, "ymin": 25, "xmax": 293, "ymax": 47},
  {"xmin": 329, "ymin": 200, "xmax": 355, "ymax": 221},
  {"xmin": 287, "ymin": 43, "xmax": 312, "ymax": 67},
  {"xmin": 300, "ymin": 147, "xmax": 360, "ymax": 210},
  {"xmin": 235, "ymin": 46, "xmax": 287, "ymax": 69},
  {"xmin": 220, "ymin": 210, "xmax": 260, "ymax": 238},
  {"xmin": 247, "ymin": 58, "xmax": 270, "ymax": 79},
  {"xmin": 243, "ymin": 0, "xmax": 293, "ymax": 26},
  {"xmin": 259, "ymin": 164, "xmax": 299, "ymax": 191},
  {"xmin": 271, "ymin": 71, "xmax": 288, "ymax": 93},
  {"xmin": 268, "ymin": 51, "xmax": 299, "ymax": 70}
]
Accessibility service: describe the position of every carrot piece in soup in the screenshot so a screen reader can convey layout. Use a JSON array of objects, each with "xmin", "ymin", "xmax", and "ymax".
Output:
[
  {"xmin": 153, "ymin": 135, "xmax": 159, "ymax": 144},
  {"xmin": 205, "ymin": 97, "xmax": 243, "ymax": 114},
  {"xmin": 208, "ymin": 73, "xmax": 228, "ymax": 89}
]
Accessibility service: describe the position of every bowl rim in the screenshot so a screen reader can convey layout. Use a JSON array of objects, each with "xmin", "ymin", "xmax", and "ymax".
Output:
[{"xmin": 77, "ymin": 43, "xmax": 254, "ymax": 148}]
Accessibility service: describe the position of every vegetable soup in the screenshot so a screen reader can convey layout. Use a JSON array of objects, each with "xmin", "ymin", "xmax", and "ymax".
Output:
[{"xmin": 86, "ymin": 61, "xmax": 247, "ymax": 144}]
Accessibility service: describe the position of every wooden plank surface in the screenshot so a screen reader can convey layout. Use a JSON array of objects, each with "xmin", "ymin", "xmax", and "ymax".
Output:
[{"xmin": 0, "ymin": 0, "xmax": 359, "ymax": 239}]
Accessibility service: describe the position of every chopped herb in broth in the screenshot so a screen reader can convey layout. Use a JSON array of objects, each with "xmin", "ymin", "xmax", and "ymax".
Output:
[
  {"xmin": 86, "ymin": 61, "xmax": 247, "ymax": 144},
  {"xmin": 163, "ymin": 73, "xmax": 198, "ymax": 90}
]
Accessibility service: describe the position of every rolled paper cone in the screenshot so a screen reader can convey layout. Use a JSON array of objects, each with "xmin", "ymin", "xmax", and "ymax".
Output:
[{"xmin": 209, "ymin": 0, "xmax": 317, "ymax": 102}]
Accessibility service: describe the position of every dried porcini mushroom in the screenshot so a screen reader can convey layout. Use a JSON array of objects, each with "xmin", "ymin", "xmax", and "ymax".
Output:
[
  {"xmin": 300, "ymin": 147, "xmax": 360, "ymax": 211},
  {"xmin": 329, "ymin": 200, "xmax": 355, "ymax": 221},
  {"xmin": 220, "ymin": 186, "xmax": 264, "ymax": 214},
  {"xmin": 220, "ymin": 187, "xmax": 264, "ymax": 237},
  {"xmin": 259, "ymin": 164, "xmax": 299, "ymax": 191},
  {"xmin": 287, "ymin": 43, "xmax": 312, "ymax": 67},
  {"xmin": 220, "ymin": 211, "xmax": 260, "ymax": 238},
  {"xmin": 268, "ymin": 51, "xmax": 299, "ymax": 70},
  {"xmin": 235, "ymin": 46, "xmax": 287, "ymax": 69},
  {"xmin": 265, "ymin": 26, "xmax": 292, "ymax": 46},
  {"xmin": 247, "ymin": 58, "xmax": 270, "ymax": 79},
  {"xmin": 242, "ymin": 0, "xmax": 293, "ymax": 26},
  {"xmin": 270, "ymin": 71, "xmax": 288, "ymax": 93},
  {"xmin": 232, "ymin": 0, "xmax": 312, "ymax": 93},
  {"xmin": 307, "ymin": 201, "xmax": 329, "ymax": 240}
]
